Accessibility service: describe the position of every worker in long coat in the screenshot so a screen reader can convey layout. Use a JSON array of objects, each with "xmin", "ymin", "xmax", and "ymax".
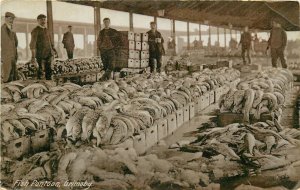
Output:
[
  {"xmin": 62, "ymin": 25, "xmax": 75, "ymax": 59},
  {"xmin": 1, "ymin": 12, "xmax": 18, "ymax": 83}
]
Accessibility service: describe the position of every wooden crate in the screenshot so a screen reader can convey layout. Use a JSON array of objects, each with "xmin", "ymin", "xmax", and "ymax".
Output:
[
  {"xmin": 133, "ymin": 132, "xmax": 146, "ymax": 155},
  {"xmin": 142, "ymin": 42, "xmax": 149, "ymax": 50},
  {"xmin": 31, "ymin": 129, "xmax": 50, "ymax": 153},
  {"xmin": 141, "ymin": 33, "xmax": 148, "ymax": 42},
  {"xmin": 183, "ymin": 105, "xmax": 190, "ymax": 123},
  {"xmin": 189, "ymin": 102, "xmax": 195, "ymax": 119},
  {"xmin": 176, "ymin": 108, "xmax": 184, "ymax": 128},
  {"xmin": 135, "ymin": 41, "xmax": 142, "ymax": 50},
  {"xmin": 217, "ymin": 112, "xmax": 273, "ymax": 126},
  {"xmin": 167, "ymin": 114, "xmax": 177, "ymax": 135},
  {"xmin": 209, "ymin": 91, "xmax": 215, "ymax": 105},
  {"xmin": 120, "ymin": 31, "xmax": 135, "ymax": 41},
  {"xmin": 145, "ymin": 124, "xmax": 158, "ymax": 149},
  {"xmin": 135, "ymin": 33, "xmax": 141, "ymax": 41},
  {"xmin": 5, "ymin": 136, "xmax": 31, "ymax": 159},
  {"xmin": 157, "ymin": 118, "xmax": 168, "ymax": 140}
]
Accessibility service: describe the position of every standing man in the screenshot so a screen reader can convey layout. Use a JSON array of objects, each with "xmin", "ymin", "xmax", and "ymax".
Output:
[
  {"xmin": 147, "ymin": 22, "xmax": 165, "ymax": 73},
  {"xmin": 239, "ymin": 26, "xmax": 252, "ymax": 65},
  {"xmin": 30, "ymin": 14, "xmax": 57, "ymax": 80},
  {"xmin": 97, "ymin": 18, "xmax": 121, "ymax": 81},
  {"xmin": 1, "ymin": 12, "xmax": 18, "ymax": 83},
  {"xmin": 62, "ymin": 25, "xmax": 75, "ymax": 59},
  {"xmin": 267, "ymin": 19, "xmax": 287, "ymax": 68}
]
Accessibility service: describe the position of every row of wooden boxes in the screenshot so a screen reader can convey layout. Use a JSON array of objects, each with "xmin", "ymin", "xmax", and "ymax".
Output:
[
  {"xmin": 118, "ymin": 80, "xmax": 236, "ymax": 155},
  {"xmin": 2, "ymin": 129, "xmax": 51, "ymax": 159}
]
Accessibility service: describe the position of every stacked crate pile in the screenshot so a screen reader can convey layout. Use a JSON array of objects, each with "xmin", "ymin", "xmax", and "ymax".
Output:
[{"xmin": 117, "ymin": 31, "xmax": 150, "ymax": 70}]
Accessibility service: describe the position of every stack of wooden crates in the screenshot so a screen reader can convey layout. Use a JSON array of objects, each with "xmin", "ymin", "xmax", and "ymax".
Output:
[{"xmin": 116, "ymin": 31, "xmax": 150, "ymax": 70}]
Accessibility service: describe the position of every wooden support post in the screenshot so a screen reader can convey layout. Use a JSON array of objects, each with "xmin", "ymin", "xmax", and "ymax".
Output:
[
  {"xmin": 217, "ymin": 27, "xmax": 219, "ymax": 47},
  {"xmin": 57, "ymin": 26, "xmax": 62, "ymax": 58},
  {"xmin": 154, "ymin": 16, "xmax": 157, "ymax": 24},
  {"xmin": 129, "ymin": 11, "xmax": 133, "ymax": 31},
  {"xmin": 199, "ymin": 24, "xmax": 202, "ymax": 43},
  {"xmin": 172, "ymin": 19, "xmax": 176, "ymax": 54},
  {"xmin": 224, "ymin": 28, "xmax": 227, "ymax": 48},
  {"xmin": 94, "ymin": 7, "xmax": 100, "ymax": 56},
  {"xmin": 187, "ymin": 22, "xmax": 190, "ymax": 50},
  {"xmin": 25, "ymin": 24, "xmax": 29, "ymax": 59},
  {"xmin": 235, "ymin": 30, "xmax": 238, "ymax": 39},
  {"xmin": 208, "ymin": 24, "xmax": 211, "ymax": 48},
  {"xmin": 84, "ymin": 27, "xmax": 87, "ymax": 57},
  {"xmin": 46, "ymin": 0, "xmax": 54, "ymax": 41}
]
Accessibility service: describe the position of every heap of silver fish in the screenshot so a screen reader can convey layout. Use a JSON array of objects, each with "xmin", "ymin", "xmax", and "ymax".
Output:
[{"xmin": 219, "ymin": 68, "xmax": 293, "ymax": 123}]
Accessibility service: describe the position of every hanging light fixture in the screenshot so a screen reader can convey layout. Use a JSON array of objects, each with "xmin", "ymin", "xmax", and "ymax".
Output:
[{"xmin": 157, "ymin": 9, "xmax": 165, "ymax": 17}]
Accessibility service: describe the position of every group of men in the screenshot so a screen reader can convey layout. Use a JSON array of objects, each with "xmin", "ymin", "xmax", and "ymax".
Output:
[
  {"xmin": 97, "ymin": 18, "xmax": 165, "ymax": 81},
  {"xmin": 1, "ymin": 12, "xmax": 75, "ymax": 82},
  {"xmin": 239, "ymin": 19, "xmax": 287, "ymax": 68},
  {"xmin": 1, "ymin": 12, "xmax": 287, "ymax": 83}
]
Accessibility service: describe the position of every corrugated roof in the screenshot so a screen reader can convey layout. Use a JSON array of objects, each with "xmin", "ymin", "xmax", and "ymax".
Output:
[{"xmin": 62, "ymin": 0, "xmax": 300, "ymax": 31}]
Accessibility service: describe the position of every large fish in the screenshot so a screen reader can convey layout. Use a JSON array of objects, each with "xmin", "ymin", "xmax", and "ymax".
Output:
[
  {"xmin": 265, "ymin": 135, "xmax": 276, "ymax": 153},
  {"xmin": 242, "ymin": 88, "xmax": 255, "ymax": 123},
  {"xmin": 81, "ymin": 110, "xmax": 103, "ymax": 141},
  {"xmin": 65, "ymin": 108, "xmax": 90, "ymax": 140},
  {"xmin": 252, "ymin": 90, "xmax": 264, "ymax": 108},
  {"xmin": 243, "ymin": 133, "xmax": 256, "ymax": 155}
]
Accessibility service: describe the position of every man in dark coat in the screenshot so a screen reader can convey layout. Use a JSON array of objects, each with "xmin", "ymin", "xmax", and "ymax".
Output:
[
  {"xmin": 239, "ymin": 26, "xmax": 252, "ymax": 64},
  {"xmin": 1, "ymin": 12, "xmax": 18, "ymax": 83},
  {"xmin": 97, "ymin": 18, "xmax": 121, "ymax": 81},
  {"xmin": 62, "ymin": 25, "xmax": 75, "ymax": 59},
  {"xmin": 147, "ymin": 22, "xmax": 165, "ymax": 73},
  {"xmin": 267, "ymin": 19, "xmax": 287, "ymax": 68},
  {"xmin": 30, "ymin": 14, "xmax": 57, "ymax": 80}
]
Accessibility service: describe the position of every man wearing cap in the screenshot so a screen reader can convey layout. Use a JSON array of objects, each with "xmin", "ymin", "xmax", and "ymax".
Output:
[
  {"xmin": 97, "ymin": 18, "xmax": 122, "ymax": 81},
  {"xmin": 30, "ymin": 14, "xmax": 57, "ymax": 80},
  {"xmin": 1, "ymin": 12, "xmax": 18, "ymax": 83},
  {"xmin": 267, "ymin": 19, "xmax": 287, "ymax": 68},
  {"xmin": 62, "ymin": 25, "xmax": 75, "ymax": 59},
  {"xmin": 239, "ymin": 26, "xmax": 252, "ymax": 65},
  {"xmin": 147, "ymin": 22, "xmax": 165, "ymax": 73}
]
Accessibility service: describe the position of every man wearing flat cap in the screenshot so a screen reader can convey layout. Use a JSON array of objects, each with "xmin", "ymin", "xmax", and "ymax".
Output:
[
  {"xmin": 1, "ymin": 12, "xmax": 18, "ymax": 83},
  {"xmin": 147, "ymin": 21, "xmax": 165, "ymax": 73},
  {"xmin": 62, "ymin": 25, "xmax": 75, "ymax": 59},
  {"xmin": 267, "ymin": 19, "xmax": 287, "ymax": 68},
  {"xmin": 30, "ymin": 14, "xmax": 57, "ymax": 80}
]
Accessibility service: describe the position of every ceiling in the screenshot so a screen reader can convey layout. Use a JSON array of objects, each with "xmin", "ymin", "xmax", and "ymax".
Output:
[{"xmin": 62, "ymin": 0, "xmax": 300, "ymax": 31}]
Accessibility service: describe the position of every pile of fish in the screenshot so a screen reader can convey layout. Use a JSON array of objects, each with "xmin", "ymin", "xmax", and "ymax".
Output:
[
  {"xmin": 1, "ymin": 67, "xmax": 240, "ymax": 147},
  {"xmin": 180, "ymin": 121, "xmax": 300, "ymax": 179},
  {"xmin": 1, "ymin": 80, "xmax": 56, "ymax": 103},
  {"xmin": 2, "ymin": 145, "xmax": 221, "ymax": 189},
  {"xmin": 52, "ymin": 57, "xmax": 103, "ymax": 76},
  {"xmin": 219, "ymin": 68, "xmax": 293, "ymax": 122}
]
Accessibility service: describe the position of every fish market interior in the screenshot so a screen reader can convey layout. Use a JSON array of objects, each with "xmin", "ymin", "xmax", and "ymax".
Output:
[{"xmin": 1, "ymin": 0, "xmax": 300, "ymax": 189}]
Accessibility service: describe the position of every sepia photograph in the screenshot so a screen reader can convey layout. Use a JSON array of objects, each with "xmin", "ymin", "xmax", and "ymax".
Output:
[{"xmin": 1, "ymin": 0, "xmax": 300, "ymax": 189}]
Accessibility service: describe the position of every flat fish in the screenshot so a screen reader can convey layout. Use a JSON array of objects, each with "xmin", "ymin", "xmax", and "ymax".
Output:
[
  {"xmin": 265, "ymin": 135, "xmax": 276, "ymax": 153},
  {"xmin": 65, "ymin": 108, "xmax": 90, "ymax": 140},
  {"xmin": 252, "ymin": 90, "xmax": 264, "ymax": 108},
  {"xmin": 81, "ymin": 110, "xmax": 103, "ymax": 141},
  {"xmin": 242, "ymin": 89, "xmax": 255, "ymax": 123},
  {"xmin": 244, "ymin": 133, "xmax": 256, "ymax": 155}
]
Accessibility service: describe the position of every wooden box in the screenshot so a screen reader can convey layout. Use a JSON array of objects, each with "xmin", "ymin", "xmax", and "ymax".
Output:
[
  {"xmin": 157, "ymin": 118, "xmax": 168, "ymax": 140},
  {"xmin": 176, "ymin": 108, "xmax": 184, "ymax": 128},
  {"xmin": 120, "ymin": 31, "xmax": 135, "ymax": 41},
  {"xmin": 142, "ymin": 42, "xmax": 149, "ymax": 50},
  {"xmin": 141, "ymin": 51, "xmax": 149, "ymax": 59},
  {"xmin": 189, "ymin": 102, "xmax": 195, "ymax": 120},
  {"xmin": 127, "ymin": 59, "xmax": 135, "ymax": 68},
  {"xmin": 142, "ymin": 33, "xmax": 148, "ymax": 42},
  {"xmin": 133, "ymin": 132, "xmax": 146, "ymax": 155},
  {"xmin": 141, "ymin": 59, "xmax": 149, "ymax": 68},
  {"xmin": 31, "ymin": 129, "xmax": 50, "ymax": 153},
  {"xmin": 167, "ymin": 114, "xmax": 177, "ymax": 135},
  {"xmin": 217, "ymin": 112, "xmax": 273, "ymax": 127},
  {"xmin": 135, "ymin": 33, "xmax": 141, "ymax": 41},
  {"xmin": 183, "ymin": 105, "xmax": 190, "ymax": 123},
  {"xmin": 5, "ymin": 136, "xmax": 30, "ymax": 159},
  {"xmin": 135, "ymin": 41, "xmax": 142, "ymax": 50},
  {"xmin": 145, "ymin": 124, "xmax": 158, "ymax": 149},
  {"xmin": 209, "ymin": 91, "xmax": 215, "ymax": 105},
  {"xmin": 135, "ymin": 51, "xmax": 140, "ymax": 59}
]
